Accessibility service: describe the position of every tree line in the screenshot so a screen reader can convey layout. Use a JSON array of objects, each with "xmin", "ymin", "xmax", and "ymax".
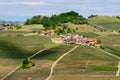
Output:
[{"xmin": 25, "ymin": 11, "xmax": 88, "ymax": 29}]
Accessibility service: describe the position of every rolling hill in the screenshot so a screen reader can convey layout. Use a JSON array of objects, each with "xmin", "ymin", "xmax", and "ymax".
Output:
[{"xmin": 89, "ymin": 16, "xmax": 120, "ymax": 31}]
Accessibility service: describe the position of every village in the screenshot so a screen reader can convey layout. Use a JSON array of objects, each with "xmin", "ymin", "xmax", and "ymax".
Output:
[
  {"xmin": 39, "ymin": 29, "xmax": 100, "ymax": 47},
  {"xmin": 0, "ymin": 24, "xmax": 100, "ymax": 47}
]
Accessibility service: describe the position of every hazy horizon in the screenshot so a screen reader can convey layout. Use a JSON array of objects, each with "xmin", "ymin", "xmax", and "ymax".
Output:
[{"xmin": 0, "ymin": 0, "xmax": 120, "ymax": 21}]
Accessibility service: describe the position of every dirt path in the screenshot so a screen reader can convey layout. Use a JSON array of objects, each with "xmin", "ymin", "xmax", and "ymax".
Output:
[
  {"xmin": 1, "ymin": 49, "xmax": 46, "ymax": 80},
  {"xmin": 88, "ymin": 22, "xmax": 105, "ymax": 29},
  {"xmin": 91, "ymin": 46, "xmax": 120, "ymax": 60},
  {"xmin": 116, "ymin": 61, "xmax": 120, "ymax": 76},
  {"xmin": 45, "ymin": 45, "xmax": 78, "ymax": 80},
  {"xmin": 83, "ymin": 57, "xmax": 92, "ymax": 72}
]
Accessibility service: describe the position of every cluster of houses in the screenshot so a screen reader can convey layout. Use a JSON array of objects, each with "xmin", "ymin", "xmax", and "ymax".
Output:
[
  {"xmin": 0, "ymin": 24, "xmax": 16, "ymax": 30},
  {"xmin": 62, "ymin": 34, "xmax": 98, "ymax": 46},
  {"xmin": 40, "ymin": 30, "xmax": 55, "ymax": 36}
]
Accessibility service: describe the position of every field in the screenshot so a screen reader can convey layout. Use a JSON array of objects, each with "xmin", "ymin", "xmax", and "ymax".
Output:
[
  {"xmin": 0, "ymin": 31, "xmax": 29, "ymax": 37},
  {"xmin": 97, "ymin": 34, "xmax": 120, "ymax": 45},
  {"xmin": 0, "ymin": 30, "xmax": 58, "ymax": 79},
  {"xmin": 19, "ymin": 24, "xmax": 43, "ymax": 31},
  {"xmin": 0, "ymin": 23, "xmax": 120, "ymax": 80},
  {"xmin": 51, "ymin": 45, "xmax": 120, "ymax": 80},
  {"xmin": 89, "ymin": 16, "xmax": 120, "ymax": 31},
  {"xmin": 4, "ymin": 45, "xmax": 75, "ymax": 80},
  {"xmin": 66, "ymin": 22, "xmax": 100, "ymax": 32}
]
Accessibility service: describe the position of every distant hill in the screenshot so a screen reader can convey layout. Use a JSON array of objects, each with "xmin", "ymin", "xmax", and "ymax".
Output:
[
  {"xmin": 0, "ymin": 20, "xmax": 24, "ymax": 26},
  {"xmin": 89, "ymin": 16, "xmax": 120, "ymax": 31}
]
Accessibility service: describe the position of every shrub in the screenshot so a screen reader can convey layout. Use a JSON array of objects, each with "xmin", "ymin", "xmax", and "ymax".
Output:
[
  {"xmin": 100, "ymin": 45, "xmax": 105, "ymax": 50},
  {"xmin": 8, "ymin": 34, "xmax": 12, "ymax": 37},
  {"xmin": 22, "ymin": 59, "xmax": 35, "ymax": 69},
  {"xmin": 17, "ymin": 34, "xmax": 23, "ymax": 36}
]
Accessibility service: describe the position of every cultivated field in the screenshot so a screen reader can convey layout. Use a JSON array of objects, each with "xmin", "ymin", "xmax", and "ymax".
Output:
[
  {"xmin": 0, "ymin": 22, "xmax": 120, "ymax": 80},
  {"xmin": 19, "ymin": 24, "xmax": 43, "ymax": 31},
  {"xmin": 89, "ymin": 16, "xmax": 120, "ymax": 31},
  {"xmin": 0, "ymin": 30, "xmax": 58, "ymax": 79},
  {"xmin": 3, "ymin": 45, "xmax": 75, "ymax": 80},
  {"xmin": 50, "ymin": 45, "xmax": 120, "ymax": 80},
  {"xmin": 0, "ymin": 31, "xmax": 29, "ymax": 37}
]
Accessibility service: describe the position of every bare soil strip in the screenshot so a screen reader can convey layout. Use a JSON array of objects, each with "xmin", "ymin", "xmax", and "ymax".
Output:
[
  {"xmin": 45, "ymin": 45, "xmax": 78, "ymax": 80},
  {"xmin": 1, "ymin": 49, "xmax": 46, "ymax": 80}
]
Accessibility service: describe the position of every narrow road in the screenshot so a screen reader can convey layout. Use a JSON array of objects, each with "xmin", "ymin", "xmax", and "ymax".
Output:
[
  {"xmin": 116, "ymin": 61, "xmax": 120, "ymax": 76},
  {"xmin": 88, "ymin": 22, "xmax": 105, "ymax": 29},
  {"xmin": 45, "ymin": 45, "xmax": 78, "ymax": 80},
  {"xmin": 1, "ymin": 49, "xmax": 46, "ymax": 80},
  {"xmin": 91, "ymin": 46, "xmax": 120, "ymax": 60},
  {"xmin": 83, "ymin": 57, "xmax": 92, "ymax": 72}
]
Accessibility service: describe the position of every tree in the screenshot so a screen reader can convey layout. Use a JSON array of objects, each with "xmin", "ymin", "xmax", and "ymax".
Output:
[
  {"xmin": 25, "ymin": 11, "xmax": 88, "ymax": 29},
  {"xmin": 16, "ymin": 25, "xmax": 22, "ymax": 30},
  {"xmin": 88, "ymin": 14, "xmax": 98, "ymax": 18},
  {"xmin": 97, "ymin": 40, "xmax": 101, "ymax": 44},
  {"xmin": 22, "ymin": 59, "xmax": 35, "ymax": 69}
]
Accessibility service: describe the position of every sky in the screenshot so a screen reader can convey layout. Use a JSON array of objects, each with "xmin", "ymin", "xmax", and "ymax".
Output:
[{"xmin": 0, "ymin": 0, "xmax": 120, "ymax": 21}]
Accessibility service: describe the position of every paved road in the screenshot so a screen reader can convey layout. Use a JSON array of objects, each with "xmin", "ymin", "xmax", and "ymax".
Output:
[{"xmin": 45, "ymin": 45, "xmax": 78, "ymax": 80}]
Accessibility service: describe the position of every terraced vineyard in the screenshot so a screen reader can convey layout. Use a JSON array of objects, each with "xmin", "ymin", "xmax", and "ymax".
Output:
[
  {"xmin": 3, "ymin": 45, "xmax": 75, "ymax": 80},
  {"xmin": 89, "ymin": 16, "xmax": 120, "ymax": 31},
  {"xmin": 51, "ymin": 45, "xmax": 120, "ymax": 80},
  {"xmin": 0, "ymin": 32, "xmax": 57, "ymax": 79}
]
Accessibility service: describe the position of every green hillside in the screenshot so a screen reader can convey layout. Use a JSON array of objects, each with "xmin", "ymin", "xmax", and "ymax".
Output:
[{"xmin": 89, "ymin": 16, "xmax": 120, "ymax": 31}]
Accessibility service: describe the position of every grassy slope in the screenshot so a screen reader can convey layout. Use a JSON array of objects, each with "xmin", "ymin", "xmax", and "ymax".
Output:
[
  {"xmin": 19, "ymin": 24, "xmax": 43, "ymax": 31},
  {"xmin": 66, "ymin": 22, "xmax": 100, "ymax": 38},
  {"xmin": 33, "ymin": 45, "xmax": 75, "ymax": 61},
  {"xmin": 0, "ymin": 36, "xmax": 56, "ymax": 59},
  {"xmin": 51, "ymin": 45, "xmax": 119, "ymax": 80},
  {"xmin": 4, "ymin": 45, "xmax": 75, "ymax": 80},
  {"xmin": 89, "ymin": 16, "xmax": 120, "ymax": 31},
  {"xmin": 0, "ymin": 31, "xmax": 30, "ymax": 37},
  {"xmin": 0, "ymin": 22, "xmax": 120, "ymax": 80},
  {"xmin": 66, "ymin": 22, "xmax": 100, "ymax": 32},
  {"xmin": 96, "ymin": 33, "xmax": 120, "ymax": 58}
]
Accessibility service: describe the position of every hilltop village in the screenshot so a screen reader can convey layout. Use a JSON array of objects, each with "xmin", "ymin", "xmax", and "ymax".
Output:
[{"xmin": 39, "ymin": 29, "xmax": 100, "ymax": 47}]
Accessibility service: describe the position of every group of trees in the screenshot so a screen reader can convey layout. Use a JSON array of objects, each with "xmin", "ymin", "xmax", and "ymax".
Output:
[
  {"xmin": 88, "ymin": 14, "xmax": 98, "ymax": 18},
  {"xmin": 25, "ymin": 11, "xmax": 88, "ymax": 29}
]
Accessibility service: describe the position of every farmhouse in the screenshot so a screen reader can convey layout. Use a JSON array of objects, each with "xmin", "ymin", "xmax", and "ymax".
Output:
[
  {"xmin": 41, "ymin": 30, "xmax": 55, "ymax": 36},
  {"xmin": 4, "ymin": 26, "xmax": 16, "ymax": 30},
  {"xmin": 63, "ymin": 34, "xmax": 97, "ymax": 45}
]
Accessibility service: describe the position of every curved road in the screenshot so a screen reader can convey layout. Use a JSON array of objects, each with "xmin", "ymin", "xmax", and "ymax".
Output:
[{"xmin": 45, "ymin": 45, "xmax": 78, "ymax": 80}]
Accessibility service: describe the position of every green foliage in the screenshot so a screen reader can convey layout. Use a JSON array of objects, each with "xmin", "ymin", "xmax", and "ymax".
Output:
[
  {"xmin": 67, "ymin": 28, "xmax": 71, "ymax": 33},
  {"xmin": 25, "ymin": 11, "xmax": 88, "ymax": 29},
  {"xmin": 22, "ymin": 59, "xmax": 35, "ymax": 69},
  {"xmin": 56, "ymin": 29, "xmax": 65, "ymax": 35},
  {"xmin": 88, "ymin": 14, "xmax": 98, "ymax": 18},
  {"xmin": 100, "ymin": 45, "xmax": 105, "ymax": 50},
  {"xmin": 22, "ymin": 59, "xmax": 31, "ymax": 68},
  {"xmin": 116, "ymin": 16, "xmax": 120, "ymax": 20},
  {"xmin": 89, "ymin": 66, "xmax": 117, "ymax": 71},
  {"xmin": 16, "ymin": 25, "xmax": 22, "ymax": 30},
  {"xmin": 97, "ymin": 40, "xmax": 101, "ymax": 44}
]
